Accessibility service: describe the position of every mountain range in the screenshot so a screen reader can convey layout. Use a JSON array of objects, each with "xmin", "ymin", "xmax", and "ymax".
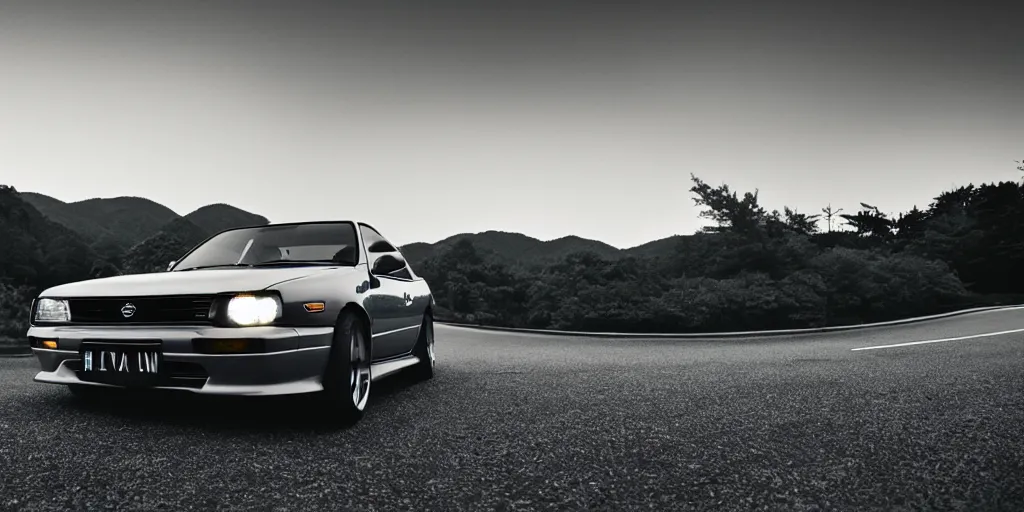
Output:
[
  {"xmin": 11, "ymin": 190, "xmax": 687, "ymax": 272},
  {"xmin": 0, "ymin": 185, "xmax": 686, "ymax": 339},
  {"xmin": 5, "ymin": 174, "xmax": 1023, "ymax": 339},
  {"xmin": 399, "ymin": 231, "xmax": 686, "ymax": 268},
  {"xmin": 18, "ymin": 192, "xmax": 270, "ymax": 274}
]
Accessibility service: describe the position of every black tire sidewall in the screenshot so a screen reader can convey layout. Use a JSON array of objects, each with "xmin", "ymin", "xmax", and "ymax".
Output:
[
  {"xmin": 412, "ymin": 313, "xmax": 435, "ymax": 380},
  {"xmin": 321, "ymin": 311, "xmax": 368, "ymax": 423}
]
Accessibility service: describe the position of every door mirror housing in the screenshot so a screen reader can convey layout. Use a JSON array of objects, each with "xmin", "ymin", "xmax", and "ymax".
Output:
[
  {"xmin": 367, "ymin": 240, "xmax": 396, "ymax": 253},
  {"xmin": 371, "ymin": 254, "xmax": 406, "ymax": 276}
]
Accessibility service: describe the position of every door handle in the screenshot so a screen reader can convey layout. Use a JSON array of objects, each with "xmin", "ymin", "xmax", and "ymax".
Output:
[{"xmin": 403, "ymin": 293, "xmax": 413, "ymax": 306}]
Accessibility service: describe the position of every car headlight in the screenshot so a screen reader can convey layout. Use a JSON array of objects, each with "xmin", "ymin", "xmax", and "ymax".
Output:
[
  {"xmin": 225, "ymin": 294, "xmax": 281, "ymax": 326},
  {"xmin": 34, "ymin": 299, "xmax": 70, "ymax": 323}
]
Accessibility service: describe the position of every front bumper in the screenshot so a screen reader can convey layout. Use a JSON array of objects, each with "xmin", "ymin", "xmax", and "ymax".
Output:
[{"xmin": 28, "ymin": 325, "xmax": 335, "ymax": 396}]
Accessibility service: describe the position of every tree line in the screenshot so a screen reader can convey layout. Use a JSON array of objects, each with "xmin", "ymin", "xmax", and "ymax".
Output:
[
  {"xmin": 2, "ymin": 164, "xmax": 1023, "ymax": 338},
  {"xmin": 417, "ymin": 168, "xmax": 1024, "ymax": 332}
]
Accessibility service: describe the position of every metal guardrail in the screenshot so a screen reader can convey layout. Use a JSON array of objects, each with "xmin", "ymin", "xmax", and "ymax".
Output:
[
  {"xmin": 437, "ymin": 305, "xmax": 1024, "ymax": 339},
  {"xmin": 2, "ymin": 305, "xmax": 1020, "ymax": 358}
]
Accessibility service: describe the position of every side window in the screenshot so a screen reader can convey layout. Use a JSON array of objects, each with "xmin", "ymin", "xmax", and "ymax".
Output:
[{"xmin": 360, "ymin": 225, "xmax": 396, "ymax": 253}]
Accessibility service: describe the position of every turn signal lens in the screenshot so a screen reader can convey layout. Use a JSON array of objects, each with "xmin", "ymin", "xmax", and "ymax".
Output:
[
  {"xmin": 303, "ymin": 302, "xmax": 325, "ymax": 313},
  {"xmin": 41, "ymin": 340, "xmax": 58, "ymax": 349}
]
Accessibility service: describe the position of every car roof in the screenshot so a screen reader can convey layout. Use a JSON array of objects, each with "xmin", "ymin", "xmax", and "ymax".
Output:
[
  {"xmin": 228, "ymin": 220, "xmax": 386, "ymax": 235},
  {"xmin": 259, "ymin": 220, "xmax": 360, "ymax": 227},
  {"xmin": 235, "ymin": 220, "xmax": 372, "ymax": 229}
]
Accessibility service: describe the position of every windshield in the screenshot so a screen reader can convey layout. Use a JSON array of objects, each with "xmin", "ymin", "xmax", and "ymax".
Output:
[{"xmin": 172, "ymin": 222, "xmax": 360, "ymax": 270}]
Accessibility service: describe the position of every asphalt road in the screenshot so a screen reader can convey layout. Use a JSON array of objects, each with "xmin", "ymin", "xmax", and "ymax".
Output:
[{"xmin": 2, "ymin": 309, "xmax": 1024, "ymax": 511}]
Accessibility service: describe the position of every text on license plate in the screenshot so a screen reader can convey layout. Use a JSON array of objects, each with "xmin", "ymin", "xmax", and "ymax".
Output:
[{"xmin": 83, "ymin": 349, "xmax": 159, "ymax": 373}]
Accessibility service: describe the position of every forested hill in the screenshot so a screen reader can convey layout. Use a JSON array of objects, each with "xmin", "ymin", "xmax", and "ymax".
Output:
[
  {"xmin": 399, "ymin": 231, "xmax": 674, "ymax": 268},
  {"xmin": 20, "ymin": 192, "xmax": 180, "ymax": 259},
  {"xmin": 2, "ymin": 163, "xmax": 1024, "ymax": 339},
  {"xmin": 19, "ymin": 193, "xmax": 269, "ymax": 263},
  {"xmin": 409, "ymin": 167, "xmax": 1024, "ymax": 331},
  {"xmin": 0, "ymin": 188, "xmax": 269, "ymax": 337}
]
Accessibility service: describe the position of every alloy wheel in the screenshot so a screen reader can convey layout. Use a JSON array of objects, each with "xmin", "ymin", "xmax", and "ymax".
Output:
[{"xmin": 349, "ymin": 330, "xmax": 371, "ymax": 410}]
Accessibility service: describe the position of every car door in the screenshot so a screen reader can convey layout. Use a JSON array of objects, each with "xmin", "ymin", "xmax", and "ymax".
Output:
[{"xmin": 359, "ymin": 224, "xmax": 421, "ymax": 359}]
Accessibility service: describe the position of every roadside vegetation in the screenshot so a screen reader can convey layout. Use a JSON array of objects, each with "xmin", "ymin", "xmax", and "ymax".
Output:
[
  {"xmin": 1, "ymin": 161, "xmax": 1023, "ymax": 338},
  {"xmin": 417, "ymin": 165, "xmax": 1024, "ymax": 332}
]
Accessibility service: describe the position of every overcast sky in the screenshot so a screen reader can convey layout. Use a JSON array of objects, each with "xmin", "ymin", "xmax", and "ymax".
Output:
[{"xmin": 0, "ymin": 0, "xmax": 1021, "ymax": 248}]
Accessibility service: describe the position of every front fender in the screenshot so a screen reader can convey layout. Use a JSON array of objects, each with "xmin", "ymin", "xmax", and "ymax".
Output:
[{"xmin": 269, "ymin": 265, "xmax": 371, "ymax": 328}]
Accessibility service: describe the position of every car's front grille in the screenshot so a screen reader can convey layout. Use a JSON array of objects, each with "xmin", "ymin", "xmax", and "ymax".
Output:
[{"xmin": 68, "ymin": 296, "xmax": 215, "ymax": 325}]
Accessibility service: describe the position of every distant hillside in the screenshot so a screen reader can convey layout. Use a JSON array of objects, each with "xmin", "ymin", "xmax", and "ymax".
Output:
[
  {"xmin": 0, "ymin": 187, "xmax": 120, "ymax": 338},
  {"xmin": 22, "ymin": 192, "xmax": 271, "ymax": 273},
  {"xmin": 401, "ymin": 230, "xmax": 683, "ymax": 268},
  {"xmin": 20, "ymin": 192, "xmax": 123, "ymax": 257},
  {"xmin": 23, "ymin": 190, "xmax": 687, "ymax": 271},
  {"xmin": 70, "ymin": 196, "xmax": 181, "ymax": 246},
  {"xmin": 122, "ymin": 206, "xmax": 270, "ymax": 274},
  {"xmin": 434, "ymin": 231, "xmax": 546, "ymax": 261},
  {"xmin": 121, "ymin": 218, "xmax": 211, "ymax": 274},
  {"xmin": 8, "ymin": 166, "xmax": 1023, "ymax": 339},
  {"xmin": 20, "ymin": 192, "xmax": 181, "ymax": 257},
  {"xmin": 538, "ymin": 235, "xmax": 621, "ymax": 261},
  {"xmin": 185, "ymin": 203, "xmax": 269, "ymax": 235},
  {"xmin": 398, "ymin": 242, "xmax": 437, "ymax": 268},
  {"xmin": 20, "ymin": 188, "xmax": 692, "ymax": 273},
  {"xmin": 401, "ymin": 230, "xmax": 624, "ymax": 268},
  {"xmin": 0, "ymin": 186, "xmax": 112, "ymax": 288},
  {"xmin": 622, "ymin": 235, "xmax": 690, "ymax": 259}
]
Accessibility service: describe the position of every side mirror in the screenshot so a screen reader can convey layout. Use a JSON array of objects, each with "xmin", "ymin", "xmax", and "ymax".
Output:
[
  {"xmin": 166, "ymin": 261, "xmax": 176, "ymax": 272},
  {"xmin": 371, "ymin": 254, "xmax": 406, "ymax": 276},
  {"xmin": 367, "ymin": 240, "xmax": 395, "ymax": 253}
]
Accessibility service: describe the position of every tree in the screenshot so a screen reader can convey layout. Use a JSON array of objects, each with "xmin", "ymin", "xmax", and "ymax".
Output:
[
  {"xmin": 783, "ymin": 207, "xmax": 821, "ymax": 235},
  {"xmin": 821, "ymin": 204, "xmax": 844, "ymax": 232},
  {"xmin": 893, "ymin": 207, "xmax": 928, "ymax": 241},
  {"xmin": 840, "ymin": 203, "xmax": 894, "ymax": 240},
  {"xmin": 689, "ymin": 175, "xmax": 767, "ymax": 236}
]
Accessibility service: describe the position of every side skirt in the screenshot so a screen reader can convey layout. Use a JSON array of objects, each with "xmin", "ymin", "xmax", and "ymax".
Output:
[{"xmin": 370, "ymin": 355, "xmax": 420, "ymax": 382}]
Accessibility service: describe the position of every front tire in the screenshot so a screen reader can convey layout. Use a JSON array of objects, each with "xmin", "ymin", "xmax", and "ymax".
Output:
[
  {"xmin": 411, "ymin": 313, "xmax": 435, "ymax": 381},
  {"xmin": 320, "ymin": 311, "xmax": 371, "ymax": 425}
]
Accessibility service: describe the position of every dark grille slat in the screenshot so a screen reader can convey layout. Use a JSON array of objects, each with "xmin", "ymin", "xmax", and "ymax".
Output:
[{"xmin": 68, "ymin": 296, "xmax": 214, "ymax": 325}]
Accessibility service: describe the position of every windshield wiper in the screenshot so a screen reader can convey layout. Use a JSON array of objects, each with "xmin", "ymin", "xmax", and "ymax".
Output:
[
  {"xmin": 176, "ymin": 260, "xmax": 340, "ymax": 271},
  {"xmin": 176, "ymin": 263, "xmax": 253, "ymax": 272},
  {"xmin": 251, "ymin": 259, "xmax": 339, "ymax": 267}
]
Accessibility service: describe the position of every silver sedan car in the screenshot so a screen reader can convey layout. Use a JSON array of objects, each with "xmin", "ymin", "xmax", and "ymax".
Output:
[{"xmin": 27, "ymin": 221, "xmax": 436, "ymax": 424}]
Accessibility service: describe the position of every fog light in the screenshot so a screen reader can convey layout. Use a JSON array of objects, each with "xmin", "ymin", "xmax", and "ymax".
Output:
[
  {"xmin": 210, "ymin": 340, "xmax": 249, "ymax": 353},
  {"xmin": 193, "ymin": 338, "xmax": 265, "ymax": 354}
]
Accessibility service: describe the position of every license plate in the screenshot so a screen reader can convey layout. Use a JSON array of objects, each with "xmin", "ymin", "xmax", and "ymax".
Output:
[{"xmin": 79, "ymin": 342, "xmax": 163, "ymax": 386}]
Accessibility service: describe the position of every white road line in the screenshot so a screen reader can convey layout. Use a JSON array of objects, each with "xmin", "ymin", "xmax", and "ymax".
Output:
[{"xmin": 851, "ymin": 328, "xmax": 1024, "ymax": 351}]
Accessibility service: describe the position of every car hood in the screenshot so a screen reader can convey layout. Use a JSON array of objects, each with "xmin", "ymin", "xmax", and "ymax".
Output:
[{"xmin": 41, "ymin": 266, "xmax": 357, "ymax": 298}]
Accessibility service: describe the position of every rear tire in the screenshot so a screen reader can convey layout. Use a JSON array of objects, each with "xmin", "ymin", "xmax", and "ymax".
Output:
[
  {"xmin": 320, "ymin": 311, "xmax": 371, "ymax": 425},
  {"xmin": 411, "ymin": 313, "xmax": 435, "ymax": 381}
]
